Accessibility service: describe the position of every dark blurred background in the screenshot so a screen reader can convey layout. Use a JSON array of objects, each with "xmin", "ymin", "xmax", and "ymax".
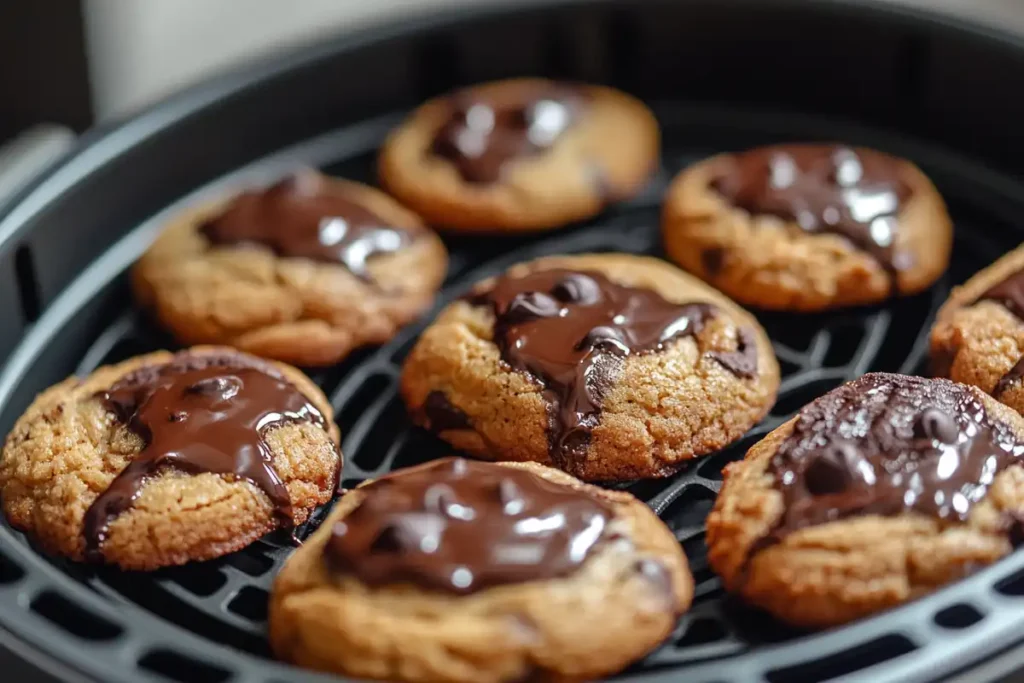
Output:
[{"xmin": 3, "ymin": 0, "xmax": 1023, "ymax": 140}]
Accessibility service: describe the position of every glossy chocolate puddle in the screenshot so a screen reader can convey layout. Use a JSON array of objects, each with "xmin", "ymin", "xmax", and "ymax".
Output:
[
  {"xmin": 757, "ymin": 373, "xmax": 1024, "ymax": 548},
  {"xmin": 84, "ymin": 352, "xmax": 329, "ymax": 560}
]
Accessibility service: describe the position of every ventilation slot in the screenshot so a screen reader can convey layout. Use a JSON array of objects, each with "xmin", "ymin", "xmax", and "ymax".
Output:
[
  {"xmin": 0, "ymin": 552, "xmax": 24, "ymax": 584},
  {"xmin": 389, "ymin": 330, "xmax": 422, "ymax": 364},
  {"xmin": 226, "ymin": 586, "xmax": 269, "ymax": 623},
  {"xmin": 765, "ymin": 634, "xmax": 916, "ymax": 683},
  {"xmin": 822, "ymin": 324, "xmax": 865, "ymax": 367},
  {"xmin": 351, "ymin": 396, "xmax": 414, "ymax": 470},
  {"xmin": 30, "ymin": 591, "xmax": 123, "ymax": 641},
  {"xmin": 676, "ymin": 617, "xmax": 729, "ymax": 647},
  {"xmin": 664, "ymin": 487, "xmax": 716, "ymax": 538},
  {"xmin": 165, "ymin": 565, "xmax": 228, "ymax": 597},
  {"xmin": 759, "ymin": 312, "xmax": 821, "ymax": 354},
  {"xmin": 934, "ymin": 603, "xmax": 984, "ymax": 630},
  {"xmin": 225, "ymin": 550, "xmax": 274, "ymax": 578},
  {"xmin": 334, "ymin": 373, "xmax": 392, "ymax": 435},
  {"xmin": 995, "ymin": 567, "xmax": 1024, "ymax": 596},
  {"xmin": 139, "ymin": 650, "xmax": 231, "ymax": 683},
  {"xmin": 865, "ymin": 301, "xmax": 932, "ymax": 375},
  {"xmin": 15, "ymin": 244, "xmax": 41, "ymax": 322}
]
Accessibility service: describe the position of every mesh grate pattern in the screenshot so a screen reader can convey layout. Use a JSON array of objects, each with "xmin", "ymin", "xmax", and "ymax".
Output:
[
  {"xmin": 1, "ymin": 108, "xmax": 1024, "ymax": 683},
  {"xmin": 46, "ymin": 150, "xmax": 1003, "ymax": 668}
]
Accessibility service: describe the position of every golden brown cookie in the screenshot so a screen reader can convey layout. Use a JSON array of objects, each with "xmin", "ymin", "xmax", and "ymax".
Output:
[
  {"xmin": 707, "ymin": 373, "xmax": 1024, "ymax": 628},
  {"xmin": 0, "ymin": 347, "xmax": 341, "ymax": 570},
  {"xmin": 269, "ymin": 457, "xmax": 691, "ymax": 683},
  {"xmin": 133, "ymin": 170, "xmax": 448, "ymax": 367},
  {"xmin": 662, "ymin": 144, "xmax": 952, "ymax": 311},
  {"xmin": 931, "ymin": 244, "xmax": 1024, "ymax": 414},
  {"xmin": 379, "ymin": 78, "xmax": 660, "ymax": 232},
  {"xmin": 400, "ymin": 254, "xmax": 779, "ymax": 481}
]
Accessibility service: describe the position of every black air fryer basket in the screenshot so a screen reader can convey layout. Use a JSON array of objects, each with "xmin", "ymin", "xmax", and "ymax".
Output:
[{"xmin": 4, "ymin": 1, "xmax": 1024, "ymax": 681}]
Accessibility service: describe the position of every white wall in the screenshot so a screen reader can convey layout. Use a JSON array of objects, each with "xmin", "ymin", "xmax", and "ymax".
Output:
[
  {"xmin": 83, "ymin": 0, "xmax": 490, "ymax": 120},
  {"xmin": 84, "ymin": 0, "xmax": 1024, "ymax": 121}
]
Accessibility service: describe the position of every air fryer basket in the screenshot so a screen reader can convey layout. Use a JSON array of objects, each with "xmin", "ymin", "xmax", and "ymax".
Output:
[{"xmin": 4, "ymin": 1, "xmax": 1024, "ymax": 681}]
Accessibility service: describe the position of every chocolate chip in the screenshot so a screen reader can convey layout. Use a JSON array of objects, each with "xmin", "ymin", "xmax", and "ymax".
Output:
[
  {"xmin": 504, "ymin": 292, "xmax": 561, "ymax": 324},
  {"xmin": 185, "ymin": 375, "xmax": 242, "ymax": 401},
  {"xmin": 803, "ymin": 442, "xmax": 859, "ymax": 495},
  {"xmin": 1002, "ymin": 511, "xmax": 1024, "ymax": 548},
  {"xmin": 550, "ymin": 273, "xmax": 601, "ymax": 305},
  {"xmin": 994, "ymin": 356, "xmax": 1024, "ymax": 398},
  {"xmin": 369, "ymin": 523, "xmax": 404, "ymax": 553},
  {"xmin": 708, "ymin": 326, "xmax": 759, "ymax": 379},
  {"xmin": 701, "ymin": 248, "xmax": 727, "ymax": 277},
  {"xmin": 422, "ymin": 391, "xmax": 471, "ymax": 431},
  {"xmin": 577, "ymin": 325, "xmax": 629, "ymax": 353},
  {"xmin": 914, "ymin": 407, "xmax": 959, "ymax": 444}
]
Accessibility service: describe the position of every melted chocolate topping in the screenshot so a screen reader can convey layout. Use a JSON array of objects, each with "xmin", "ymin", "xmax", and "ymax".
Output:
[
  {"xmin": 422, "ymin": 391, "xmax": 472, "ymax": 431},
  {"xmin": 324, "ymin": 457, "xmax": 612, "ymax": 593},
  {"xmin": 760, "ymin": 373, "xmax": 1024, "ymax": 545},
  {"xmin": 431, "ymin": 83, "xmax": 585, "ymax": 184},
  {"xmin": 201, "ymin": 171, "xmax": 414, "ymax": 281},
  {"xmin": 980, "ymin": 268, "xmax": 1024, "ymax": 320},
  {"xmin": 468, "ymin": 268, "xmax": 756, "ymax": 465},
  {"xmin": 83, "ymin": 352, "xmax": 327, "ymax": 560},
  {"xmin": 712, "ymin": 145, "xmax": 913, "ymax": 281}
]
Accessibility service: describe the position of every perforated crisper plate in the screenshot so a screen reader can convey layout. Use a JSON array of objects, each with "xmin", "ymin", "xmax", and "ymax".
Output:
[{"xmin": 4, "ymin": 2, "xmax": 1024, "ymax": 682}]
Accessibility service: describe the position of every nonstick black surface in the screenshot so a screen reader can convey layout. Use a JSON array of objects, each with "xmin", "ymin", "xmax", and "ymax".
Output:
[{"xmin": 1, "ymin": 99, "xmax": 1024, "ymax": 683}]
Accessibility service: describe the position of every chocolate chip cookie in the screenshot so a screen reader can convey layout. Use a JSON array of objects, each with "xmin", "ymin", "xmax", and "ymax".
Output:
[
  {"xmin": 133, "ymin": 169, "xmax": 448, "ymax": 367},
  {"xmin": 400, "ymin": 254, "xmax": 779, "ymax": 481},
  {"xmin": 0, "ymin": 347, "xmax": 341, "ymax": 570},
  {"xmin": 662, "ymin": 144, "xmax": 952, "ymax": 311},
  {"xmin": 931, "ymin": 244, "xmax": 1024, "ymax": 414},
  {"xmin": 707, "ymin": 373, "xmax": 1024, "ymax": 628},
  {"xmin": 269, "ymin": 457, "xmax": 691, "ymax": 683},
  {"xmin": 379, "ymin": 78, "xmax": 660, "ymax": 232}
]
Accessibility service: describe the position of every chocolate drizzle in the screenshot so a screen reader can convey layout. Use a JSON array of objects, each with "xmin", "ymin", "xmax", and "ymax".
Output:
[
  {"xmin": 759, "ymin": 373, "xmax": 1024, "ymax": 547},
  {"xmin": 201, "ymin": 170, "xmax": 414, "ymax": 281},
  {"xmin": 468, "ymin": 268, "xmax": 756, "ymax": 465},
  {"xmin": 712, "ymin": 145, "xmax": 913, "ymax": 282},
  {"xmin": 83, "ymin": 352, "xmax": 327, "ymax": 561},
  {"xmin": 431, "ymin": 83, "xmax": 585, "ymax": 184},
  {"xmin": 324, "ymin": 457, "xmax": 612, "ymax": 594},
  {"xmin": 976, "ymin": 268, "xmax": 1024, "ymax": 396}
]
